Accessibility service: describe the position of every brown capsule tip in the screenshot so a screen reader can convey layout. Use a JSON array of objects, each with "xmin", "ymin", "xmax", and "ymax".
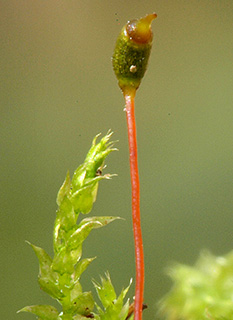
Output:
[{"xmin": 126, "ymin": 13, "xmax": 157, "ymax": 44}]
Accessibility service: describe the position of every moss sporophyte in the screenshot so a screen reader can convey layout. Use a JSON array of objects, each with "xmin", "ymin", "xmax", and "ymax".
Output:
[
  {"xmin": 112, "ymin": 13, "xmax": 157, "ymax": 320},
  {"xmin": 19, "ymin": 13, "xmax": 157, "ymax": 320}
]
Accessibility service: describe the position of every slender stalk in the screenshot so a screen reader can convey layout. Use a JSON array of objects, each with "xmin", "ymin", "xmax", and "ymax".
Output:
[
  {"xmin": 124, "ymin": 92, "xmax": 144, "ymax": 320},
  {"xmin": 112, "ymin": 13, "xmax": 157, "ymax": 320}
]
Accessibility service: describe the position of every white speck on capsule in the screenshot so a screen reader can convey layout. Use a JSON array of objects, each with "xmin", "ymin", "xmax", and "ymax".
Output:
[{"xmin": 130, "ymin": 65, "xmax": 137, "ymax": 73}]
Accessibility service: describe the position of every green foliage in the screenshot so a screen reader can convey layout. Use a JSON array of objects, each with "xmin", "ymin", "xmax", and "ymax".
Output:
[
  {"xmin": 93, "ymin": 273, "xmax": 132, "ymax": 320},
  {"xmin": 159, "ymin": 250, "xmax": 233, "ymax": 320},
  {"xmin": 18, "ymin": 132, "xmax": 131, "ymax": 320}
]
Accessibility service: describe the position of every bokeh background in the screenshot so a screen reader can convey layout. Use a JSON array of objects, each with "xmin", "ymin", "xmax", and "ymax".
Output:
[{"xmin": 1, "ymin": 1, "xmax": 233, "ymax": 319}]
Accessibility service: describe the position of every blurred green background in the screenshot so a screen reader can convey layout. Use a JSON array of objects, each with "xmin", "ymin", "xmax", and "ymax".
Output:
[{"xmin": 1, "ymin": 1, "xmax": 233, "ymax": 319}]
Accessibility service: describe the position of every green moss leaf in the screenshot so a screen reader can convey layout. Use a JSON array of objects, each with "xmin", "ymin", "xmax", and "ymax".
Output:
[
  {"xmin": 56, "ymin": 197, "xmax": 76, "ymax": 232},
  {"xmin": 74, "ymin": 257, "xmax": 96, "ymax": 282},
  {"xmin": 70, "ymin": 281, "xmax": 83, "ymax": 301},
  {"xmin": 28, "ymin": 242, "xmax": 53, "ymax": 277},
  {"xmin": 70, "ymin": 182, "xmax": 99, "ymax": 214},
  {"xmin": 52, "ymin": 246, "xmax": 82, "ymax": 274},
  {"xmin": 57, "ymin": 171, "xmax": 71, "ymax": 206},
  {"xmin": 79, "ymin": 216, "xmax": 121, "ymax": 227},
  {"xmin": 38, "ymin": 277, "xmax": 65, "ymax": 299},
  {"xmin": 93, "ymin": 272, "xmax": 116, "ymax": 309},
  {"xmin": 18, "ymin": 305, "xmax": 60, "ymax": 320},
  {"xmin": 67, "ymin": 216, "xmax": 120, "ymax": 251},
  {"xmin": 93, "ymin": 273, "xmax": 132, "ymax": 320},
  {"xmin": 28, "ymin": 242, "xmax": 64, "ymax": 298},
  {"xmin": 70, "ymin": 291, "xmax": 95, "ymax": 315}
]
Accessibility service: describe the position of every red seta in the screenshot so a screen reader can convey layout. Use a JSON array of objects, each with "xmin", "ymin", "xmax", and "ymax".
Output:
[{"xmin": 124, "ymin": 92, "xmax": 144, "ymax": 320}]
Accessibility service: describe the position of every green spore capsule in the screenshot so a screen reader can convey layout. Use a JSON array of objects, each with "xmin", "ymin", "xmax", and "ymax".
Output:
[{"xmin": 112, "ymin": 13, "xmax": 157, "ymax": 95}]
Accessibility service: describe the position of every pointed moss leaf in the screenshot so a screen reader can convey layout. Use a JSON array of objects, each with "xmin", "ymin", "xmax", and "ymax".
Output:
[
  {"xmin": 111, "ymin": 295, "xmax": 130, "ymax": 320},
  {"xmin": 82, "ymin": 173, "xmax": 115, "ymax": 187},
  {"xmin": 54, "ymin": 199, "xmax": 77, "ymax": 253},
  {"xmin": 114, "ymin": 282, "xmax": 132, "ymax": 320},
  {"xmin": 74, "ymin": 257, "xmax": 96, "ymax": 282},
  {"xmin": 109, "ymin": 280, "xmax": 132, "ymax": 320},
  {"xmin": 38, "ymin": 277, "xmax": 64, "ymax": 299},
  {"xmin": 67, "ymin": 220, "xmax": 103, "ymax": 250},
  {"xmin": 28, "ymin": 242, "xmax": 52, "ymax": 278},
  {"xmin": 52, "ymin": 246, "xmax": 82, "ymax": 274},
  {"xmin": 79, "ymin": 216, "xmax": 120, "ymax": 228},
  {"xmin": 93, "ymin": 272, "xmax": 116, "ymax": 309},
  {"xmin": 121, "ymin": 278, "xmax": 133, "ymax": 299},
  {"xmin": 119, "ymin": 299, "xmax": 130, "ymax": 320},
  {"xmin": 56, "ymin": 196, "xmax": 76, "ymax": 231},
  {"xmin": 28, "ymin": 242, "xmax": 64, "ymax": 298},
  {"xmin": 71, "ymin": 173, "xmax": 116, "ymax": 215},
  {"xmin": 70, "ymin": 164, "xmax": 86, "ymax": 191},
  {"xmin": 67, "ymin": 216, "xmax": 119, "ymax": 251},
  {"xmin": 57, "ymin": 171, "xmax": 71, "ymax": 206},
  {"xmin": 70, "ymin": 182, "xmax": 99, "ymax": 214},
  {"xmin": 69, "ymin": 291, "xmax": 95, "ymax": 316},
  {"xmin": 18, "ymin": 305, "xmax": 59, "ymax": 320},
  {"xmin": 70, "ymin": 281, "xmax": 83, "ymax": 301},
  {"xmin": 53, "ymin": 221, "xmax": 66, "ymax": 253}
]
